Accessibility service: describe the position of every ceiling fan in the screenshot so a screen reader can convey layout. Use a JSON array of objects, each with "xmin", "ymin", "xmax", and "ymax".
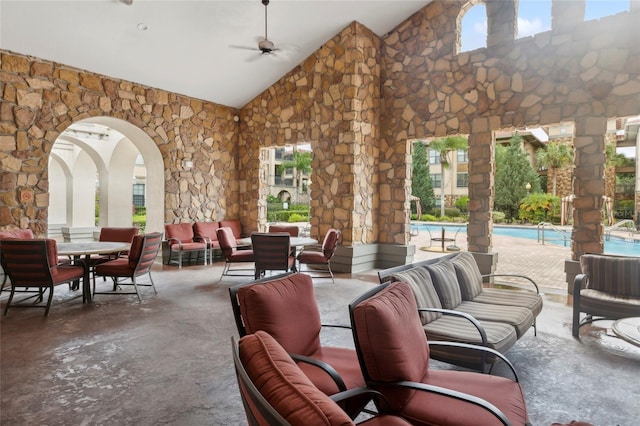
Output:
[{"xmin": 231, "ymin": 0, "xmax": 281, "ymax": 61}]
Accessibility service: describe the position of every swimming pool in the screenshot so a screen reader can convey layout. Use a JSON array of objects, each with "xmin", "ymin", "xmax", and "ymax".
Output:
[{"xmin": 411, "ymin": 223, "xmax": 639, "ymax": 256}]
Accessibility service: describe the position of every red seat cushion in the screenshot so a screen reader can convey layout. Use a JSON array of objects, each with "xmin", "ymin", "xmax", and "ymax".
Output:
[
  {"xmin": 193, "ymin": 222, "xmax": 220, "ymax": 241},
  {"xmin": 95, "ymin": 258, "xmax": 135, "ymax": 276}
]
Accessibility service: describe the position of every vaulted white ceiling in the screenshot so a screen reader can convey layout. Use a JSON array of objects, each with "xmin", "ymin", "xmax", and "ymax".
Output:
[{"xmin": 1, "ymin": 0, "xmax": 432, "ymax": 109}]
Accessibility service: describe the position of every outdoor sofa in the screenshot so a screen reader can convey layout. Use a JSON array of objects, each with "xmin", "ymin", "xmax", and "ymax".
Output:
[{"xmin": 378, "ymin": 251, "xmax": 542, "ymax": 372}]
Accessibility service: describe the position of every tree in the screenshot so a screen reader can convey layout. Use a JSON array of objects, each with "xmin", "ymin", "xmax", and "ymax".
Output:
[
  {"xmin": 280, "ymin": 150, "xmax": 312, "ymax": 191},
  {"xmin": 536, "ymin": 141, "xmax": 573, "ymax": 195},
  {"xmin": 428, "ymin": 136, "xmax": 468, "ymax": 217},
  {"xmin": 411, "ymin": 141, "xmax": 435, "ymax": 216},
  {"xmin": 495, "ymin": 135, "xmax": 541, "ymax": 221}
]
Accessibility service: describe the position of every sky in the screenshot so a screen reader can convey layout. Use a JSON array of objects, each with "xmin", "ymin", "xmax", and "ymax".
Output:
[{"xmin": 461, "ymin": 0, "xmax": 631, "ymax": 52}]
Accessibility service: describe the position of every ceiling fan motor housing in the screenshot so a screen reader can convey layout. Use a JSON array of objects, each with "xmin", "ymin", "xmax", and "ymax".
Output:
[{"xmin": 258, "ymin": 39, "xmax": 274, "ymax": 52}]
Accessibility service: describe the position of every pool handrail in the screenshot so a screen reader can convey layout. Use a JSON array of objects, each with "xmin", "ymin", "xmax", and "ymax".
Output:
[{"xmin": 537, "ymin": 222, "xmax": 571, "ymax": 246}]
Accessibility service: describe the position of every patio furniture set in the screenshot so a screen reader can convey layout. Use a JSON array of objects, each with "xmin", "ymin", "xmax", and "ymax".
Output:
[
  {"xmin": 229, "ymin": 272, "xmax": 531, "ymax": 425},
  {"xmin": 0, "ymin": 227, "xmax": 162, "ymax": 316}
]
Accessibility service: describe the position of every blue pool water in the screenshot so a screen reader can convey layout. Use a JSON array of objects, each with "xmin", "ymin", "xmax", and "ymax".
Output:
[{"xmin": 411, "ymin": 223, "xmax": 639, "ymax": 256}]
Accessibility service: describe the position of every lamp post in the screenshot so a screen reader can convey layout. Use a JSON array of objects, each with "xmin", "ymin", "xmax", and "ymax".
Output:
[{"xmin": 525, "ymin": 182, "xmax": 531, "ymax": 194}]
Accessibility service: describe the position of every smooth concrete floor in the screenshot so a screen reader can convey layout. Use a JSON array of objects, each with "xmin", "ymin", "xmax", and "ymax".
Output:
[{"xmin": 1, "ymin": 261, "xmax": 639, "ymax": 425}]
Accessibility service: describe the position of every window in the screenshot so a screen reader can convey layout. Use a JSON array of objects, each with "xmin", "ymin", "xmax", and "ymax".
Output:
[
  {"xmin": 431, "ymin": 174, "xmax": 441, "ymax": 188},
  {"xmin": 132, "ymin": 184, "xmax": 145, "ymax": 207},
  {"xmin": 457, "ymin": 149, "xmax": 468, "ymax": 163},
  {"xmin": 428, "ymin": 150, "xmax": 439, "ymax": 165},
  {"xmin": 457, "ymin": 173, "xmax": 468, "ymax": 188}
]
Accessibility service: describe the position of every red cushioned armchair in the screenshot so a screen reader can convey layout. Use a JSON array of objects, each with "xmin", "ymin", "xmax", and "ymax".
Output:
[
  {"xmin": 193, "ymin": 221, "xmax": 220, "ymax": 264},
  {"xmin": 233, "ymin": 331, "xmax": 412, "ymax": 426},
  {"xmin": 349, "ymin": 281, "xmax": 531, "ymax": 426},
  {"xmin": 164, "ymin": 223, "xmax": 208, "ymax": 268},
  {"xmin": 1, "ymin": 239, "xmax": 86, "ymax": 316},
  {"xmin": 229, "ymin": 272, "xmax": 367, "ymax": 417},
  {"xmin": 297, "ymin": 228, "xmax": 340, "ymax": 283}
]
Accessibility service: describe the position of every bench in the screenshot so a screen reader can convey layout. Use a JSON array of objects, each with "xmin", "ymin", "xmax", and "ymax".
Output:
[{"xmin": 378, "ymin": 251, "xmax": 542, "ymax": 372}]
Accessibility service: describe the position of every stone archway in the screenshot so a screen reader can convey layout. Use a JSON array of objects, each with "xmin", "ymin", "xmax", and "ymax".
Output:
[{"xmin": 48, "ymin": 117, "xmax": 164, "ymax": 240}]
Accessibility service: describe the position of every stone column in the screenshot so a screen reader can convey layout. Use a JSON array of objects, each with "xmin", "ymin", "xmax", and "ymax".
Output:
[
  {"xmin": 551, "ymin": 0, "xmax": 585, "ymax": 32},
  {"xmin": 571, "ymin": 116, "xmax": 606, "ymax": 259},
  {"xmin": 486, "ymin": 0, "xmax": 516, "ymax": 48},
  {"xmin": 467, "ymin": 117, "xmax": 498, "ymax": 253}
]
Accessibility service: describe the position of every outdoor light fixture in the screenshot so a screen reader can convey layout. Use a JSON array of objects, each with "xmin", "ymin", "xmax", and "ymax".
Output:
[
  {"xmin": 182, "ymin": 160, "xmax": 193, "ymax": 170},
  {"xmin": 526, "ymin": 182, "xmax": 531, "ymax": 193}
]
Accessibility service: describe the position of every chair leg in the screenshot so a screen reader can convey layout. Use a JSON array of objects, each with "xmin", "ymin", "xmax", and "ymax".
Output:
[
  {"xmin": 132, "ymin": 277, "xmax": 141, "ymax": 302},
  {"xmin": 3, "ymin": 287, "xmax": 15, "ymax": 316},
  {"xmin": 44, "ymin": 286, "xmax": 54, "ymax": 317},
  {"xmin": 148, "ymin": 272, "xmax": 157, "ymax": 294}
]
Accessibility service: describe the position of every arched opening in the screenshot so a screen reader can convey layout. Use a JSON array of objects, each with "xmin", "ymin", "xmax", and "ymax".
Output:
[
  {"xmin": 459, "ymin": 2, "xmax": 487, "ymax": 53},
  {"xmin": 48, "ymin": 117, "xmax": 164, "ymax": 241}
]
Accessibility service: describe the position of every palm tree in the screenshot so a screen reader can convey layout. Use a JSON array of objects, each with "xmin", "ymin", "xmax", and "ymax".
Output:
[
  {"xmin": 428, "ymin": 136, "xmax": 468, "ymax": 217},
  {"xmin": 280, "ymin": 150, "xmax": 312, "ymax": 193},
  {"xmin": 536, "ymin": 142, "xmax": 573, "ymax": 195}
]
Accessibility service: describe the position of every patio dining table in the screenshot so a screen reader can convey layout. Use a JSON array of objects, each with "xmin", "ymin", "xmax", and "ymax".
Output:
[
  {"xmin": 236, "ymin": 236, "xmax": 318, "ymax": 248},
  {"xmin": 57, "ymin": 241, "xmax": 131, "ymax": 302}
]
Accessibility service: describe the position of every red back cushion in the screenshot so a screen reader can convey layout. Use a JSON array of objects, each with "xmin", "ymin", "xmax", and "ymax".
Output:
[
  {"xmin": 128, "ymin": 235, "xmax": 145, "ymax": 266},
  {"xmin": 322, "ymin": 229, "xmax": 339, "ymax": 259},
  {"xmin": 268, "ymin": 225, "xmax": 299, "ymax": 237},
  {"xmin": 352, "ymin": 282, "xmax": 430, "ymax": 383},
  {"xmin": 164, "ymin": 223, "xmax": 194, "ymax": 243},
  {"xmin": 45, "ymin": 239, "xmax": 58, "ymax": 267},
  {"xmin": 99, "ymin": 227, "xmax": 138, "ymax": 243},
  {"xmin": 239, "ymin": 331, "xmax": 353, "ymax": 426},
  {"xmin": 237, "ymin": 273, "xmax": 322, "ymax": 356},
  {"xmin": 216, "ymin": 227, "xmax": 237, "ymax": 255},
  {"xmin": 0, "ymin": 229, "xmax": 34, "ymax": 240},
  {"xmin": 193, "ymin": 222, "xmax": 220, "ymax": 241},
  {"xmin": 219, "ymin": 220, "xmax": 242, "ymax": 239}
]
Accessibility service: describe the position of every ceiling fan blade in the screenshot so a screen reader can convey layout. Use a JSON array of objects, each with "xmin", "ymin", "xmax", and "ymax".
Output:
[
  {"xmin": 229, "ymin": 45, "xmax": 259, "ymax": 52},
  {"xmin": 245, "ymin": 52, "xmax": 264, "ymax": 62}
]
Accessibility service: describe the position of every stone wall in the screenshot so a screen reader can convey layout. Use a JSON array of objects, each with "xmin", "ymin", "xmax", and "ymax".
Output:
[
  {"xmin": 239, "ymin": 22, "xmax": 381, "ymax": 245},
  {"xmin": 379, "ymin": 2, "xmax": 640, "ymax": 257},
  {"xmin": 0, "ymin": 51, "xmax": 239, "ymax": 236}
]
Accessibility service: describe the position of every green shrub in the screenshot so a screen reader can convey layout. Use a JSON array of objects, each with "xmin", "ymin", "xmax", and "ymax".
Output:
[
  {"xmin": 422, "ymin": 214, "xmax": 438, "ymax": 221},
  {"xmin": 444, "ymin": 208, "xmax": 461, "ymax": 218},
  {"xmin": 493, "ymin": 211, "xmax": 506, "ymax": 223},
  {"xmin": 455, "ymin": 196, "xmax": 469, "ymax": 213},
  {"xmin": 288, "ymin": 213, "xmax": 307, "ymax": 222},
  {"xmin": 518, "ymin": 193, "xmax": 561, "ymax": 223}
]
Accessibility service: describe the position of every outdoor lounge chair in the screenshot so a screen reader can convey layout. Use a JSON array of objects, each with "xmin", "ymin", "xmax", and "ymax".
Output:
[
  {"xmin": 164, "ymin": 223, "xmax": 208, "ymax": 268},
  {"xmin": 572, "ymin": 253, "xmax": 640, "ymax": 337},
  {"xmin": 229, "ymin": 272, "xmax": 367, "ymax": 417},
  {"xmin": 233, "ymin": 331, "xmax": 412, "ymax": 426},
  {"xmin": 0, "ymin": 229, "xmax": 35, "ymax": 292},
  {"xmin": 193, "ymin": 221, "xmax": 221, "ymax": 264},
  {"xmin": 349, "ymin": 281, "xmax": 531, "ymax": 426}
]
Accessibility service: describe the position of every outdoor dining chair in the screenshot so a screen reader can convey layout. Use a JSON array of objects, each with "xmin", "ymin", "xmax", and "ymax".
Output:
[
  {"xmin": 1, "ymin": 239, "xmax": 87, "ymax": 316},
  {"xmin": 251, "ymin": 232, "xmax": 296, "ymax": 279},
  {"xmin": 0, "ymin": 228, "xmax": 35, "ymax": 292},
  {"xmin": 296, "ymin": 228, "xmax": 340, "ymax": 282},
  {"xmin": 93, "ymin": 232, "xmax": 162, "ymax": 301},
  {"xmin": 349, "ymin": 281, "xmax": 530, "ymax": 426},
  {"xmin": 217, "ymin": 226, "xmax": 255, "ymax": 279}
]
